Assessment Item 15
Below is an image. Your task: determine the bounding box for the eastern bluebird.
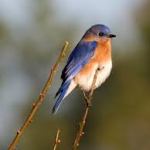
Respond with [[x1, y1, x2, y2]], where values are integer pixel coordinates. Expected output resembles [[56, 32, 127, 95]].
[[52, 24, 116, 113]]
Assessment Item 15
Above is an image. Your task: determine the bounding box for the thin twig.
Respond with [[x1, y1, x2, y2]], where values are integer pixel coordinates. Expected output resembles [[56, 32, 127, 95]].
[[73, 69, 99, 150], [53, 129, 61, 150], [8, 41, 69, 150]]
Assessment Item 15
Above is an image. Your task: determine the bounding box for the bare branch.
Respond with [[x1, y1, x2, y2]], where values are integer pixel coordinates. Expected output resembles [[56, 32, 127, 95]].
[[8, 41, 69, 150], [53, 129, 61, 150], [73, 69, 99, 150]]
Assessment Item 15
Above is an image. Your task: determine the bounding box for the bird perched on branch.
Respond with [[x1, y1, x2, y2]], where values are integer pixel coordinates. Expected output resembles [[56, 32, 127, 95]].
[[52, 24, 116, 113]]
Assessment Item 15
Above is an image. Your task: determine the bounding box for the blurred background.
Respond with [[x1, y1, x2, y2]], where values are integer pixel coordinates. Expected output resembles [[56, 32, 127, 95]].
[[0, 0, 150, 149]]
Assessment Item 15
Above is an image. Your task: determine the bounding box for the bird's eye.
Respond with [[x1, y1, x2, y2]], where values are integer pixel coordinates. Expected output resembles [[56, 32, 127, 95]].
[[98, 32, 105, 37]]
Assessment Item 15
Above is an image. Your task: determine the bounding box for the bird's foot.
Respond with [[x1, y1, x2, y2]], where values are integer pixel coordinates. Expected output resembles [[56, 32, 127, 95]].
[[83, 91, 92, 107]]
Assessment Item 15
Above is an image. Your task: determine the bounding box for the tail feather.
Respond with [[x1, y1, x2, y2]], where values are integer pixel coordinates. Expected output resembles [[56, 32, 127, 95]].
[[52, 80, 71, 113], [55, 80, 68, 98]]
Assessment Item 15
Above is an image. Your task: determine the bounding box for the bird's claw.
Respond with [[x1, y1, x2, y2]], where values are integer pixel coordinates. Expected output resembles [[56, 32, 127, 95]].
[[83, 91, 92, 107]]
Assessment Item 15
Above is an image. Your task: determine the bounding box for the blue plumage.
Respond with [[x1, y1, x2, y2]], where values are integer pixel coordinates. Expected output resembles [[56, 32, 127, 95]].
[[52, 80, 71, 113], [61, 41, 97, 80], [52, 41, 97, 113], [52, 24, 116, 113]]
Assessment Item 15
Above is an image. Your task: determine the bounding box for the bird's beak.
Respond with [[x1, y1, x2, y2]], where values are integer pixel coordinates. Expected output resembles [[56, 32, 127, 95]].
[[109, 34, 116, 38]]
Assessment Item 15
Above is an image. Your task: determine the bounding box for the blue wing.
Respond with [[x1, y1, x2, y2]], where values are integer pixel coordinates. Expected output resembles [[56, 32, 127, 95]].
[[61, 41, 97, 81], [52, 40, 97, 113]]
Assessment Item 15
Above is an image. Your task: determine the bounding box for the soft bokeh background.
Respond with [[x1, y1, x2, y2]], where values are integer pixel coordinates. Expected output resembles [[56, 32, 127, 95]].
[[0, 0, 150, 149]]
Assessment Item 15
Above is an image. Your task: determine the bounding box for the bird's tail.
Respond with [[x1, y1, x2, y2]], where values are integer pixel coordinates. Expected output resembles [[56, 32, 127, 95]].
[[52, 80, 76, 114]]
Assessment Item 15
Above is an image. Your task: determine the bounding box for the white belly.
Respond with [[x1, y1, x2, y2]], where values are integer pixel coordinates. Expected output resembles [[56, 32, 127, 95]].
[[75, 61, 112, 91]]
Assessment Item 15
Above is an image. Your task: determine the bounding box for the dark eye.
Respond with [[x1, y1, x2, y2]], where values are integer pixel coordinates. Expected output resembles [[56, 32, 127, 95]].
[[98, 32, 105, 37]]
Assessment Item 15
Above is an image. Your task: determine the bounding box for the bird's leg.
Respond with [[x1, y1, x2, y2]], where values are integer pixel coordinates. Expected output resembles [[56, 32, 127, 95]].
[[98, 66, 104, 71], [86, 67, 102, 106], [82, 91, 92, 107], [82, 67, 103, 107], [83, 91, 88, 100]]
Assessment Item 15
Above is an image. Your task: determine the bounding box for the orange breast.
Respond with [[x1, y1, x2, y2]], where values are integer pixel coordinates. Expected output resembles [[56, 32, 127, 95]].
[[77, 39, 112, 76], [93, 39, 112, 63]]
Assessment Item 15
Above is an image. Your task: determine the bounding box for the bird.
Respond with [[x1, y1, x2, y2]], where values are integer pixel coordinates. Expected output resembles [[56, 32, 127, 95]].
[[52, 24, 116, 113]]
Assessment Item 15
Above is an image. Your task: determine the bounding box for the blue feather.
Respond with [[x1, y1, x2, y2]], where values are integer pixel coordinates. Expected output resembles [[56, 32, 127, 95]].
[[52, 41, 97, 113], [52, 80, 71, 113], [61, 41, 97, 80]]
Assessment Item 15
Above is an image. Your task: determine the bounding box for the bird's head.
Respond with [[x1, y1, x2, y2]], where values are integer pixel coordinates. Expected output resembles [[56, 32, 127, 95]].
[[83, 24, 116, 42]]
